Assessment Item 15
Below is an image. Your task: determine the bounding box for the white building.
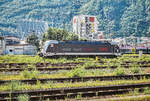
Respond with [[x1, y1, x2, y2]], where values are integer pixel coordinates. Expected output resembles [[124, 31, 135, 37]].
[[0, 37, 5, 55], [0, 36, 37, 55], [73, 15, 99, 40], [5, 44, 37, 55]]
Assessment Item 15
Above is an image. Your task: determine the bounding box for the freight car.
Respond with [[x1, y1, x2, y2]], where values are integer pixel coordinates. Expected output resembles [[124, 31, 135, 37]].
[[40, 40, 121, 57]]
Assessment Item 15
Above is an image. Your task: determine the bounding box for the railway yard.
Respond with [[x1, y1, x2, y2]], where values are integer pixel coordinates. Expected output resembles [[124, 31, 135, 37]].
[[0, 54, 150, 101]]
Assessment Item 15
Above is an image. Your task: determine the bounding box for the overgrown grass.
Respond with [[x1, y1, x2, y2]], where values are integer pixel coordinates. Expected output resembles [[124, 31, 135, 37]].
[[67, 66, 87, 77], [17, 94, 29, 101], [0, 78, 150, 92], [1, 54, 150, 64]]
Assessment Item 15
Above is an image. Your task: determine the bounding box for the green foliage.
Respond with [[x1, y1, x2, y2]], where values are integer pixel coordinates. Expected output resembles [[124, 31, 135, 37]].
[[130, 63, 141, 74], [26, 33, 39, 49], [114, 67, 126, 76], [1, 0, 150, 37], [17, 94, 29, 101], [75, 93, 82, 100], [9, 81, 22, 91], [21, 70, 31, 79], [83, 62, 97, 68], [133, 88, 140, 95], [66, 33, 79, 41], [121, 1, 148, 37], [143, 87, 150, 94], [21, 69, 39, 79], [42, 27, 79, 42], [68, 66, 87, 78]]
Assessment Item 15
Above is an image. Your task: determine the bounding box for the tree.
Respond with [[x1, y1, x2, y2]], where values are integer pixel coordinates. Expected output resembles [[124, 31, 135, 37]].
[[26, 34, 39, 50], [66, 33, 79, 41], [121, 1, 147, 37], [42, 27, 68, 42], [42, 27, 79, 42]]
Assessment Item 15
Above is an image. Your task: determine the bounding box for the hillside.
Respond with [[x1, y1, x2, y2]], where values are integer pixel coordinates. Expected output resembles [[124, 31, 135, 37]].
[[0, 0, 150, 38]]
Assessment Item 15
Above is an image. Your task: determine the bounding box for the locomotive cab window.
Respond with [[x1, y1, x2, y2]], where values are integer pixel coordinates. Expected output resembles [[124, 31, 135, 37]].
[[51, 44, 54, 47]]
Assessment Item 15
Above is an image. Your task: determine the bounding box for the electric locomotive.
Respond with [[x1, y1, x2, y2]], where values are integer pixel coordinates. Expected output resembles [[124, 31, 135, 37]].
[[40, 40, 121, 57]]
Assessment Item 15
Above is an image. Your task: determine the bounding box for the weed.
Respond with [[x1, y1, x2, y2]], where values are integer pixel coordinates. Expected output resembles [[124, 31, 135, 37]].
[[68, 66, 87, 77], [130, 66, 141, 74], [31, 69, 39, 79], [27, 64, 36, 69], [21, 69, 39, 79], [133, 88, 140, 95], [91, 69, 103, 76], [21, 70, 32, 79], [96, 92, 99, 96], [75, 93, 82, 100], [9, 81, 22, 91], [47, 81, 55, 88], [83, 62, 97, 68], [130, 63, 141, 74], [9, 92, 12, 101], [17, 94, 29, 101], [143, 87, 150, 94], [36, 80, 42, 89], [114, 67, 126, 76]]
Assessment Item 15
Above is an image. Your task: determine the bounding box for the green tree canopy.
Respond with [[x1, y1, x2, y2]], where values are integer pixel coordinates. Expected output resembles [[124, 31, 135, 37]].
[[1, 0, 150, 38], [121, 0, 147, 37], [26, 33, 39, 49], [42, 27, 79, 42]]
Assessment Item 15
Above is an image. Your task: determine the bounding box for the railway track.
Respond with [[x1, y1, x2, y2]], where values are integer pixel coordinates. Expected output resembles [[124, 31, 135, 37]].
[[0, 83, 150, 101], [0, 64, 150, 72], [0, 61, 150, 68], [0, 74, 150, 85], [0, 62, 84, 68]]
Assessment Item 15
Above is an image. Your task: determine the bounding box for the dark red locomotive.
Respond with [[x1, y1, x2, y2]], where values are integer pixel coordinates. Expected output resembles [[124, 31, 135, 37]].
[[40, 40, 121, 57]]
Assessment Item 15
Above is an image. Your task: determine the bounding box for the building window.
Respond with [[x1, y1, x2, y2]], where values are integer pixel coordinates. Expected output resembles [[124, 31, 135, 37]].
[[9, 49, 13, 52]]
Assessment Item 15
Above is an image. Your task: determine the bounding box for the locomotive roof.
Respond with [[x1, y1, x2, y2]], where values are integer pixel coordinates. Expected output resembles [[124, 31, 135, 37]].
[[59, 41, 111, 45]]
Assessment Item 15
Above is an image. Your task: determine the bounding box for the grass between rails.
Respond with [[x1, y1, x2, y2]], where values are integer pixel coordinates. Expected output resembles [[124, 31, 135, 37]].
[[62, 90, 150, 101], [0, 55, 150, 100], [109, 95, 150, 101], [0, 78, 150, 92], [1, 54, 150, 64], [0, 55, 81, 64], [1, 55, 150, 70], [0, 66, 146, 81], [109, 88, 150, 101]]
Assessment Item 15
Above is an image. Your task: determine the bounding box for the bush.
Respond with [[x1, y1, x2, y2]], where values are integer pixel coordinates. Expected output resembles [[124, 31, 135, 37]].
[[83, 62, 97, 68], [9, 81, 22, 91], [21, 70, 31, 79], [130, 66, 141, 74], [143, 87, 150, 94], [68, 66, 87, 78], [130, 63, 141, 74], [114, 67, 126, 76], [17, 94, 29, 101], [21, 69, 39, 79]]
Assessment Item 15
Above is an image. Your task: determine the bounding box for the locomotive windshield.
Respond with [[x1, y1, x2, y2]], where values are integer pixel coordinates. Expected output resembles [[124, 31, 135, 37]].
[[43, 40, 58, 52]]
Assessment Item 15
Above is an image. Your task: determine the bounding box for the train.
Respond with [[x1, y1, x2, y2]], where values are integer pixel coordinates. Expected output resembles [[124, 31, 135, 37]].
[[40, 40, 121, 57]]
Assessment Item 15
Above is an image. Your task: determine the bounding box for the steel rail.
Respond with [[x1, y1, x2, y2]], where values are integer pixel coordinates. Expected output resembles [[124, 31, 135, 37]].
[[0, 64, 150, 72], [0, 62, 83, 68], [0, 61, 150, 68], [0, 83, 150, 101], [0, 89, 130, 101], [0, 74, 150, 84]]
